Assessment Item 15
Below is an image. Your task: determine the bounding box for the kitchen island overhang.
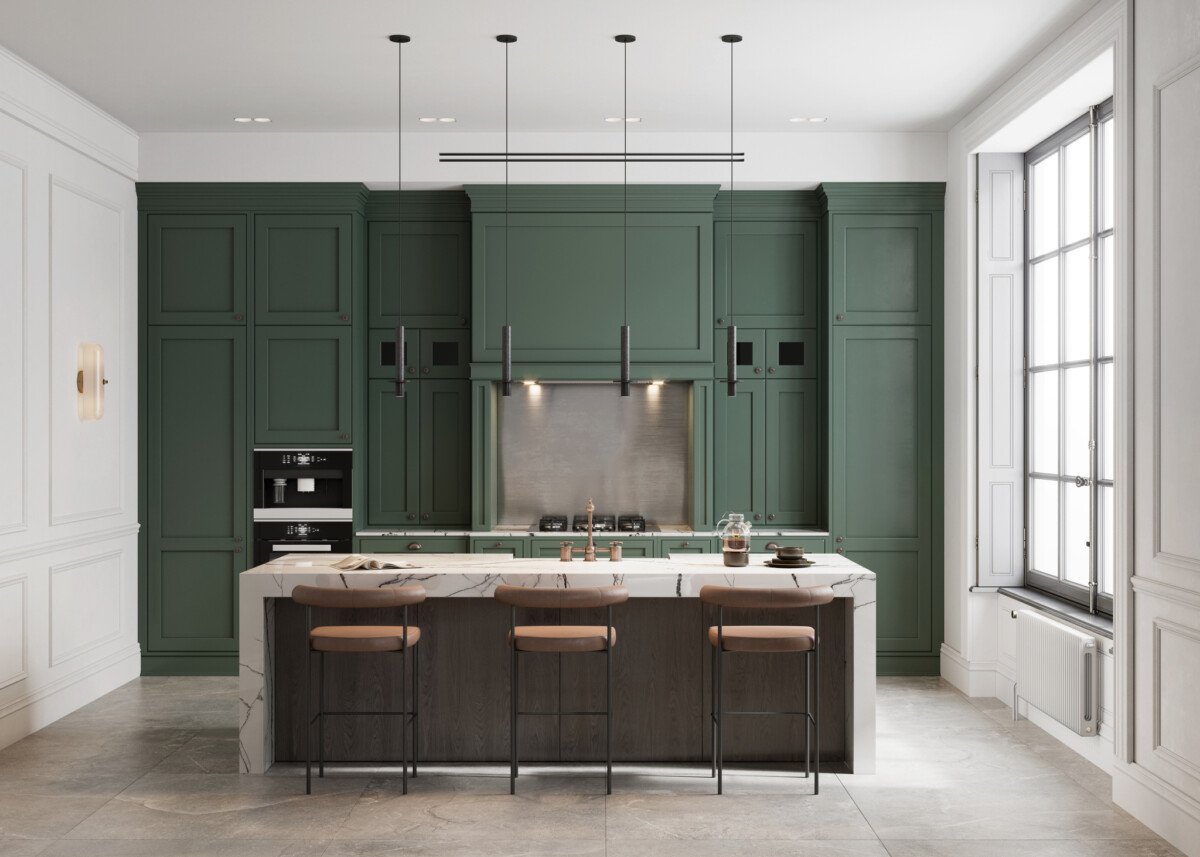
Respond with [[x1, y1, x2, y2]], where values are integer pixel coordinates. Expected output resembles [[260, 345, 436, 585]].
[[238, 553, 876, 775]]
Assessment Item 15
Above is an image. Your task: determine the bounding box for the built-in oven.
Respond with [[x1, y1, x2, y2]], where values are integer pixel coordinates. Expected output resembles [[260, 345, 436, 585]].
[[254, 521, 353, 567]]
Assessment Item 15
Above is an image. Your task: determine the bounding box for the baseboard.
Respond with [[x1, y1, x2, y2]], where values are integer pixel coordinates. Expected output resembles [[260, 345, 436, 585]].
[[878, 654, 941, 676], [141, 655, 238, 676], [940, 644, 1000, 696], [1114, 762, 1200, 857], [0, 643, 140, 752]]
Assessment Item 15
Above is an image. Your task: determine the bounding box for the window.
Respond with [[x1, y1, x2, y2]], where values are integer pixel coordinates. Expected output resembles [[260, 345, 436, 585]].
[[1025, 98, 1114, 614]]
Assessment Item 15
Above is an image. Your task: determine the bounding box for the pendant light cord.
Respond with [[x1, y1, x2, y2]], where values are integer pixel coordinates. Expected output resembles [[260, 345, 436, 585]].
[[729, 36, 734, 325], [397, 38, 403, 322], [505, 39, 510, 330], [623, 38, 628, 328]]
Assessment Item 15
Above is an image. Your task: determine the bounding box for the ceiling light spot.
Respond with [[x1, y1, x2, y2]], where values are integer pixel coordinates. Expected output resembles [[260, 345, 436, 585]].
[[606, 117, 641, 123], [438, 117, 456, 123], [789, 117, 807, 123], [419, 117, 438, 123], [252, 117, 272, 123], [234, 117, 252, 123], [809, 117, 827, 123]]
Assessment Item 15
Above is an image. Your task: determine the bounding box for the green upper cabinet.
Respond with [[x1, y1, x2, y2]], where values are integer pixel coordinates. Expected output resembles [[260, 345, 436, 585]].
[[147, 327, 247, 654], [472, 212, 712, 363], [366, 379, 419, 526], [829, 213, 933, 325], [765, 329, 817, 379], [255, 326, 352, 444], [419, 380, 471, 525], [714, 379, 766, 523], [712, 328, 766, 378], [368, 328, 419, 380], [714, 220, 818, 328], [830, 325, 934, 657], [368, 221, 471, 328], [764, 379, 820, 526], [255, 214, 352, 324], [148, 214, 248, 324]]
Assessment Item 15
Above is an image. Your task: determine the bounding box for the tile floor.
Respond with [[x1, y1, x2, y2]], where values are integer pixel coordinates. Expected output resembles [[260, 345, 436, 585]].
[[0, 676, 1185, 856]]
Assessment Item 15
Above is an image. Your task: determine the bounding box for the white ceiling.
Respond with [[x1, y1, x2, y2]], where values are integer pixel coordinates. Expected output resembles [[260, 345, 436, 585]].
[[0, 0, 1098, 135]]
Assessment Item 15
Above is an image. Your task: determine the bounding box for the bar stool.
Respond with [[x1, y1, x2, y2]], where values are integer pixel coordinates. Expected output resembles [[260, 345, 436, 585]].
[[291, 584, 425, 795], [701, 584, 835, 795], [493, 584, 628, 795]]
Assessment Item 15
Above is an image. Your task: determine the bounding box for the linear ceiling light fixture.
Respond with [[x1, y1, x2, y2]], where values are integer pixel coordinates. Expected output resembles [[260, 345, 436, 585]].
[[617, 34, 634, 397], [723, 34, 741, 399], [390, 34, 410, 398], [499, 34, 517, 397]]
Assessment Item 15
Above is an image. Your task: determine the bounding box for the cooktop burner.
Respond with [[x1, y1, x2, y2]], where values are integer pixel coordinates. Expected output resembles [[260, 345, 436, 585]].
[[618, 514, 646, 532], [573, 514, 616, 532], [538, 514, 568, 532]]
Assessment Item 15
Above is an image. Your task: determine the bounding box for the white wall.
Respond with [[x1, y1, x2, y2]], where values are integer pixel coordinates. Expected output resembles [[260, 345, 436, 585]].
[[0, 43, 139, 749], [138, 130, 947, 188]]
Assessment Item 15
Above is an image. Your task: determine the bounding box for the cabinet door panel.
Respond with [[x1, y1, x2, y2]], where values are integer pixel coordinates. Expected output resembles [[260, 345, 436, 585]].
[[831, 326, 932, 656], [419, 329, 470, 379], [420, 380, 471, 526], [369, 221, 471, 328], [832, 214, 932, 324], [712, 328, 766, 378], [369, 328, 418, 380], [148, 550, 240, 652], [366, 379, 420, 527], [713, 379, 766, 523], [358, 537, 469, 554], [148, 214, 247, 324], [659, 537, 714, 556], [714, 220, 817, 328], [765, 380, 819, 526], [255, 214, 352, 324], [765, 329, 817, 379], [471, 537, 528, 557], [255, 327, 352, 444], [751, 536, 827, 554]]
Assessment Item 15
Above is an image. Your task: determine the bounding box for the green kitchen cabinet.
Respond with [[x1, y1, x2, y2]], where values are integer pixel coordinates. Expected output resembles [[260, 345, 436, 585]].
[[147, 214, 248, 325], [368, 328, 419, 380], [471, 212, 712, 363], [712, 329, 766, 379], [364, 379, 471, 528], [255, 326, 352, 445], [659, 537, 714, 556], [829, 213, 934, 325], [368, 220, 471, 328], [765, 330, 817, 379], [145, 327, 247, 672], [368, 329, 470, 381], [471, 537, 529, 557], [255, 214, 353, 324], [365, 379, 420, 527], [358, 536, 469, 554], [830, 325, 936, 668], [750, 536, 827, 554], [714, 220, 818, 328], [714, 379, 819, 528]]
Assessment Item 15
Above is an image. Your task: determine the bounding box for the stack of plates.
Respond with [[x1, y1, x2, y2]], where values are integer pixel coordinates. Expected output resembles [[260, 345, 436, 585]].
[[764, 556, 815, 569]]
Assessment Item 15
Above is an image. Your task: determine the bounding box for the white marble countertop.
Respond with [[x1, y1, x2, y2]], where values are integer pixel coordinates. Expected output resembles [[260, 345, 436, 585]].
[[238, 553, 875, 776], [355, 530, 832, 539]]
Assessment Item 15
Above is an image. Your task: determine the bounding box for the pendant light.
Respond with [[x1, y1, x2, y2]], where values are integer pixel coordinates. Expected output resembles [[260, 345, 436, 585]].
[[389, 34, 410, 398], [498, 34, 517, 396], [723, 34, 741, 398], [617, 34, 635, 397]]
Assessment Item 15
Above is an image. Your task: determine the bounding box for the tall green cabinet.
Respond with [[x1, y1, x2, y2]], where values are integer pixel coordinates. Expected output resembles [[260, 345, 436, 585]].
[[821, 183, 945, 675]]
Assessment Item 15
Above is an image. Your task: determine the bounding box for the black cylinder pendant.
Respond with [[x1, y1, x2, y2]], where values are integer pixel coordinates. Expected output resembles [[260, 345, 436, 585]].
[[394, 324, 406, 398], [726, 324, 738, 397], [620, 325, 631, 396], [501, 325, 513, 396]]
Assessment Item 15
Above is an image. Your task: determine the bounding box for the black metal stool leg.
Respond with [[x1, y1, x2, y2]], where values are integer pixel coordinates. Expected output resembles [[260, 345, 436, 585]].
[[805, 649, 811, 779], [606, 606, 613, 795], [510, 605, 517, 795], [710, 642, 717, 778], [412, 621, 419, 778], [305, 628, 312, 794], [815, 606, 821, 795], [716, 608, 724, 796], [318, 651, 325, 778], [401, 638, 408, 794]]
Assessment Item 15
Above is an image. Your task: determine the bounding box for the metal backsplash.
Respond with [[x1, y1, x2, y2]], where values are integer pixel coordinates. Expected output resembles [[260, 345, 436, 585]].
[[497, 383, 691, 527]]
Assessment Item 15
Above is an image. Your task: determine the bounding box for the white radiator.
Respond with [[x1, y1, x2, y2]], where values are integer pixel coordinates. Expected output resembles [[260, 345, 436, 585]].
[[1014, 610, 1099, 736]]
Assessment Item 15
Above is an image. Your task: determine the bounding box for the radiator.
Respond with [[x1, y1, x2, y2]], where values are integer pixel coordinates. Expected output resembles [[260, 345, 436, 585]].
[[1014, 610, 1099, 736]]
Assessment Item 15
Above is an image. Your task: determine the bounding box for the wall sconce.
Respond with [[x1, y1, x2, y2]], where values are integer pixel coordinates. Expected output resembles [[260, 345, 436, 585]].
[[77, 343, 107, 421]]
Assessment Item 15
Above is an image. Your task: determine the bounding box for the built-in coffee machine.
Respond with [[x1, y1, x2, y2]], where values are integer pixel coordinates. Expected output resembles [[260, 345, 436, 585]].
[[253, 450, 353, 566]]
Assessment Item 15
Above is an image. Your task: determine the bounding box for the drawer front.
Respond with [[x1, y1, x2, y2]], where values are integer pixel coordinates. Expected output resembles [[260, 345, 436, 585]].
[[751, 536, 828, 554], [471, 537, 528, 557], [357, 536, 469, 554], [658, 537, 714, 556]]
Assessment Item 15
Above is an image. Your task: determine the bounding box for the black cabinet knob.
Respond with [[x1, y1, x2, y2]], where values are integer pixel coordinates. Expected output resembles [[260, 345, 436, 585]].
[[768, 367, 776, 374], [341, 315, 349, 321], [235, 547, 242, 553], [754, 367, 763, 374], [717, 318, 725, 325], [422, 513, 431, 520], [754, 513, 762, 520], [407, 513, 416, 520], [422, 367, 430, 374], [234, 536, 242, 543]]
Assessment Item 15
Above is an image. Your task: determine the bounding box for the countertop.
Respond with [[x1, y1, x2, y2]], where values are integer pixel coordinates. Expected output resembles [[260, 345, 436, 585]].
[[354, 529, 832, 539]]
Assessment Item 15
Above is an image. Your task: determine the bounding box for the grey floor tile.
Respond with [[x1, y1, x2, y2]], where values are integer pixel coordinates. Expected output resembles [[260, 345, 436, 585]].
[[322, 840, 604, 857], [881, 840, 1187, 857], [607, 842, 890, 857], [39, 841, 329, 857], [0, 842, 53, 857], [0, 795, 108, 839], [151, 730, 242, 775]]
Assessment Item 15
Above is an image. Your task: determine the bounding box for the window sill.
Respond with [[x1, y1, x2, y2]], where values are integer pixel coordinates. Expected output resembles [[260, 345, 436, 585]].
[[998, 586, 1114, 639]]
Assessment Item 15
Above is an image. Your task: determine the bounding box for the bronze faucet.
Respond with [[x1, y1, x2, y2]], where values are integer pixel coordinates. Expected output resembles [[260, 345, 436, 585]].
[[559, 497, 622, 562]]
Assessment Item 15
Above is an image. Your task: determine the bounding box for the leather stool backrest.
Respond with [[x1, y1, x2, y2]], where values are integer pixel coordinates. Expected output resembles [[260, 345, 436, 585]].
[[699, 584, 835, 609], [493, 585, 628, 609], [291, 584, 426, 608]]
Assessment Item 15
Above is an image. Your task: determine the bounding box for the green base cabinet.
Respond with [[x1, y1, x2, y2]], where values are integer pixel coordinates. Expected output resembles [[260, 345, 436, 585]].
[[358, 537, 469, 554], [471, 537, 529, 557], [145, 328, 248, 669], [659, 537, 714, 556], [750, 536, 827, 554], [255, 326, 353, 444]]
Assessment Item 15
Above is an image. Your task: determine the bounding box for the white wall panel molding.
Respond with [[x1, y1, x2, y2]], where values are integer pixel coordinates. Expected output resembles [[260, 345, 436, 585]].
[[47, 175, 124, 527], [0, 45, 137, 180], [0, 523, 139, 567], [1152, 617, 1200, 782], [1152, 51, 1200, 574], [48, 550, 122, 668], [0, 575, 28, 690], [0, 151, 28, 537], [1114, 761, 1200, 857]]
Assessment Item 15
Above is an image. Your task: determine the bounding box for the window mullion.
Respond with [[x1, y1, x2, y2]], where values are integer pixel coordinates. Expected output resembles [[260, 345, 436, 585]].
[[1058, 139, 1068, 590], [1088, 104, 1102, 613]]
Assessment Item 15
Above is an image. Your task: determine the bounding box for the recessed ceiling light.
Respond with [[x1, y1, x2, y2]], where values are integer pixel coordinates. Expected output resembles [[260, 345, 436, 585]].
[[253, 117, 272, 123], [789, 117, 807, 123], [605, 117, 642, 123], [437, 117, 456, 123], [234, 117, 252, 123], [419, 117, 438, 123], [809, 117, 827, 123]]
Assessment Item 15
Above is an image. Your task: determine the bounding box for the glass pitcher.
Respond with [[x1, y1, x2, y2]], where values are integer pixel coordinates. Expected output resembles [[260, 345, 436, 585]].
[[717, 512, 752, 567]]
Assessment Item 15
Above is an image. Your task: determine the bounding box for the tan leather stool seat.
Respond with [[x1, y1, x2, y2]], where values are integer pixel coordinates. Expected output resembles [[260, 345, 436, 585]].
[[510, 625, 616, 653], [707, 625, 815, 653], [310, 625, 421, 653]]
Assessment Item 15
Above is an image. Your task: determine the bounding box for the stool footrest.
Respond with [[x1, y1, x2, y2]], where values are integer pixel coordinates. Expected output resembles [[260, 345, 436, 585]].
[[518, 710, 609, 716]]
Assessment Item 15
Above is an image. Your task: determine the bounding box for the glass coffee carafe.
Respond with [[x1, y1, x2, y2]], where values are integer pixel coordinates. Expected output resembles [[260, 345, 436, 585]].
[[717, 513, 752, 567]]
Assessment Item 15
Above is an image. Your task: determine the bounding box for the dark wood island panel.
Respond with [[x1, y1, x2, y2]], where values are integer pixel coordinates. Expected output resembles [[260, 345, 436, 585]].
[[273, 596, 846, 764]]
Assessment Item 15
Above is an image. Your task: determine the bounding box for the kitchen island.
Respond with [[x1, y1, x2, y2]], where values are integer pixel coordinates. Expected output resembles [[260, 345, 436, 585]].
[[239, 553, 876, 775]]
